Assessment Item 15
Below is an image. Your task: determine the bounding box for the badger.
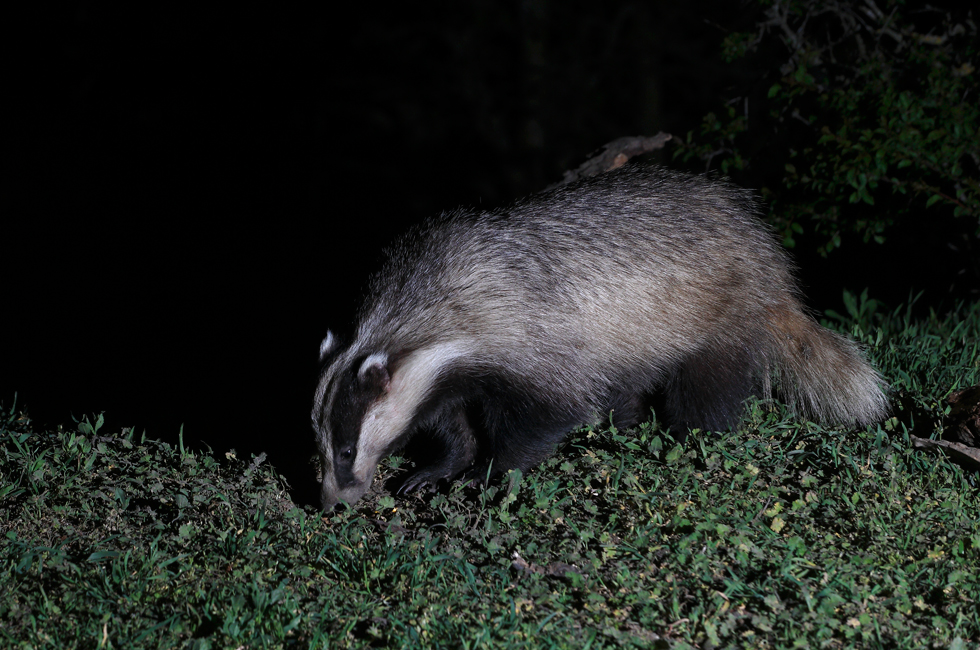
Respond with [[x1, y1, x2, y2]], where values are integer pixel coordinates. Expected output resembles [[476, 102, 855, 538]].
[[313, 164, 889, 510]]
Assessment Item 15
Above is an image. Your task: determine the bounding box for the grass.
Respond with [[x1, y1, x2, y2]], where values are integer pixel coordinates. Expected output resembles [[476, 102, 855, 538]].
[[2, 294, 979, 648]]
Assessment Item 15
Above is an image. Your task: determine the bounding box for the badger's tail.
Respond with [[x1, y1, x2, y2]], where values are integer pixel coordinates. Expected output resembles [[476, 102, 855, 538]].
[[768, 304, 890, 426]]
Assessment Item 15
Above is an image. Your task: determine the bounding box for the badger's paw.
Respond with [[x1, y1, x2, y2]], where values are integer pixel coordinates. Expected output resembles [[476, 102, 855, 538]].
[[459, 461, 494, 486], [397, 468, 452, 496]]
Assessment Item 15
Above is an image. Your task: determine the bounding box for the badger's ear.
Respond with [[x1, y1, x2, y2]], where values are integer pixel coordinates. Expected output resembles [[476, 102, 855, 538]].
[[357, 352, 390, 392], [319, 331, 339, 362]]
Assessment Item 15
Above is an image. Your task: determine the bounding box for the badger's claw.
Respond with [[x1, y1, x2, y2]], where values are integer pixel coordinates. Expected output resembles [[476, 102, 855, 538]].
[[460, 462, 494, 485], [397, 470, 445, 495]]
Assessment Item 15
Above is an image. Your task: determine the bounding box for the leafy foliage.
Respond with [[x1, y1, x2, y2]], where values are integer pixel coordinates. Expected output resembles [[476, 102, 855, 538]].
[[674, 0, 979, 256], [2, 298, 979, 648]]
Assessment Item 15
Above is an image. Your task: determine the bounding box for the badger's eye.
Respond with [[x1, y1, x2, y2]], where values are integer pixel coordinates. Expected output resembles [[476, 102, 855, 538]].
[[339, 447, 353, 460]]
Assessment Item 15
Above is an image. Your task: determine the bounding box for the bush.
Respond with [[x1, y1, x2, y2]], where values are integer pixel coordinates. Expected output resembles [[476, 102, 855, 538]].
[[674, 0, 979, 256]]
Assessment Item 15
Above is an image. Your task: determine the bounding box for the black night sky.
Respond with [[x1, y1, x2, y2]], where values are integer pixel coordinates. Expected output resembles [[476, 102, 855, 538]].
[[4, 2, 975, 505]]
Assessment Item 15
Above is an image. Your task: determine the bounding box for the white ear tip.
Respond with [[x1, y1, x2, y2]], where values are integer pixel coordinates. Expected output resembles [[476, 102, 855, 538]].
[[319, 331, 338, 361], [358, 352, 388, 379]]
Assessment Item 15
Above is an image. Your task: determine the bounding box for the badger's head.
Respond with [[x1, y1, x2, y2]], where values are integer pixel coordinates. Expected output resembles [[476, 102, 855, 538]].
[[313, 331, 474, 511], [312, 332, 399, 510]]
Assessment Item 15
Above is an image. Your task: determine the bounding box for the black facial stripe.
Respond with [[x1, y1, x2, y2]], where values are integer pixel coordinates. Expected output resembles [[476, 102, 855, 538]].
[[328, 363, 380, 486], [330, 370, 375, 449]]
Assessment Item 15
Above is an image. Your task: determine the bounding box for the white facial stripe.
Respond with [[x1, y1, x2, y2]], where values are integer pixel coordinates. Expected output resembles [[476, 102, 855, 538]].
[[312, 378, 329, 429], [353, 341, 475, 480], [320, 453, 338, 498], [316, 349, 356, 509]]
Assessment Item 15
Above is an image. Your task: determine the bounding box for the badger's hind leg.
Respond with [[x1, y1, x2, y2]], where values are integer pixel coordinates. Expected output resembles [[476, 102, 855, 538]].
[[398, 406, 478, 495], [664, 340, 762, 432]]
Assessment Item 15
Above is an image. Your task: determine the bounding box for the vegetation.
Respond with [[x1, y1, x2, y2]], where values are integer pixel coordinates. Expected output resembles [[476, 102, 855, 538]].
[[674, 0, 980, 256], [2, 296, 978, 648]]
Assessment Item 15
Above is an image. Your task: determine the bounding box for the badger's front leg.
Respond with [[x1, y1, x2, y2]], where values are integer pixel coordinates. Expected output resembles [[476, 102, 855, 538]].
[[399, 406, 478, 494]]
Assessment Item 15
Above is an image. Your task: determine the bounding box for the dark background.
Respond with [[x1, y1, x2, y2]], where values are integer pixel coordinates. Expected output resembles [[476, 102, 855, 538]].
[[3, 2, 972, 505]]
